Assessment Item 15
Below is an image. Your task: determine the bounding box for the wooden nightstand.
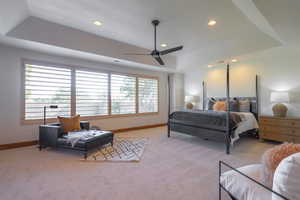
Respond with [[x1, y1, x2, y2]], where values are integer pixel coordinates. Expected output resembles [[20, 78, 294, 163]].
[[259, 116, 300, 143]]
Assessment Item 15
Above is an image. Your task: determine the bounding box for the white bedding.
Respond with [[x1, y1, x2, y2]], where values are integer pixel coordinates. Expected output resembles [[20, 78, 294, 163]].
[[231, 112, 259, 144], [220, 164, 272, 200]]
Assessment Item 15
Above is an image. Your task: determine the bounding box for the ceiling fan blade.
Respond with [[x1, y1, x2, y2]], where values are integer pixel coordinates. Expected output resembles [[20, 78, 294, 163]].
[[160, 46, 183, 55], [154, 56, 165, 65], [124, 53, 151, 55]]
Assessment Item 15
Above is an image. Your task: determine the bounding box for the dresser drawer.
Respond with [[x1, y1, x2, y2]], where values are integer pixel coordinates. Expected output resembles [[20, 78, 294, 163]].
[[260, 118, 300, 128], [261, 131, 294, 142], [261, 126, 300, 136], [293, 136, 300, 144]]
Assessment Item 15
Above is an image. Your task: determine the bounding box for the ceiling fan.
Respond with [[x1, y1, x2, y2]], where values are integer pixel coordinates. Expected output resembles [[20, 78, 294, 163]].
[[124, 20, 183, 66]]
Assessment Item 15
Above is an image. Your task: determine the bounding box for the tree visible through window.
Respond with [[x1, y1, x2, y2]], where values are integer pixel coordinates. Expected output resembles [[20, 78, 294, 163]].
[[76, 70, 109, 116], [138, 78, 158, 113], [24, 64, 71, 120], [111, 74, 136, 114], [24, 62, 159, 121]]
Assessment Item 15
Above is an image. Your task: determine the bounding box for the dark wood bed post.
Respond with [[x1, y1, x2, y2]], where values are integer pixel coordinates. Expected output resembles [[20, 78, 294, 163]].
[[202, 81, 205, 110], [226, 63, 231, 154], [255, 75, 260, 138], [256, 75, 259, 118], [167, 74, 171, 138]]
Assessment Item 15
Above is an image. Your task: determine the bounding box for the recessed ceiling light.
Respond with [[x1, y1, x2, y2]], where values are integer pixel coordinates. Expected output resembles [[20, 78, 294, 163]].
[[161, 43, 167, 47], [208, 20, 217, 26], [93, 21, 103, 26], [231, 59, 238, 63]]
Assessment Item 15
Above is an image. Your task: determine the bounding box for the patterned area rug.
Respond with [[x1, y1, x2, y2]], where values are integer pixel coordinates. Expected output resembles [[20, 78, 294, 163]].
[[85, 137, 148, 162]]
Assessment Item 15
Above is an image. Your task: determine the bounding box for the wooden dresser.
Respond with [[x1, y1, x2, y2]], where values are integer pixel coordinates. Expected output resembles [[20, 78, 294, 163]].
[[260, 116, 300, 143]]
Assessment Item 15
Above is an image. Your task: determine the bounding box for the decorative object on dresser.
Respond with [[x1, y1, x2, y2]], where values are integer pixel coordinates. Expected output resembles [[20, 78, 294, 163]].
[[260, 116, 300, 143], [184, 95, 199, 109], [270, 92, 289, 117]]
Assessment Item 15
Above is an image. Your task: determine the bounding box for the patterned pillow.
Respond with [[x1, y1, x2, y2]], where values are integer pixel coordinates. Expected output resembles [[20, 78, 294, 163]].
[[207, 98, 216, 110], [239, 100, 250, 112]]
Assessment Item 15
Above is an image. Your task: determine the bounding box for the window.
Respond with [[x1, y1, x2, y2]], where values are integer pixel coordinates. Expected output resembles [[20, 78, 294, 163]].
[[138, 78, 158, 113], [76, 70, 109, 117], [111, 74, 136, 114], [23, 61, 159, 122], [24, 64, 71, 120]]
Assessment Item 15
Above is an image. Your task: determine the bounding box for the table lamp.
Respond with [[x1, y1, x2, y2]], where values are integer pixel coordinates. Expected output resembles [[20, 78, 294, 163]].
[[270, 92, 289, 117], [44, 105, 58, 125], [185, 96, 199, 109]]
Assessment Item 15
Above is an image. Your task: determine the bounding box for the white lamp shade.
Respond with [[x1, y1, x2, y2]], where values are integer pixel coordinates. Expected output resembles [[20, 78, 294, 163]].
[[185, 95, 199, 103], [270, 92, 289, 103]]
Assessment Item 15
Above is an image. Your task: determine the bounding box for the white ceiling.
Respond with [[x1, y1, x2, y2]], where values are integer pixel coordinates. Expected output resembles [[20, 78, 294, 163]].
[[1, 0, 299, 71]]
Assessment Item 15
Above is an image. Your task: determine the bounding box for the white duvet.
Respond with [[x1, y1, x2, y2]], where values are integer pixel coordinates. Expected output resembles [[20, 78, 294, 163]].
[[231, 112, 259, 144]]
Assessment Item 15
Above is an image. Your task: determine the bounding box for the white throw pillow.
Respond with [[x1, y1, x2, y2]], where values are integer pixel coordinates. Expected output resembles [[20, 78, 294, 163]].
[[220, 164, 271, 200], [272, 152, 300, 200]]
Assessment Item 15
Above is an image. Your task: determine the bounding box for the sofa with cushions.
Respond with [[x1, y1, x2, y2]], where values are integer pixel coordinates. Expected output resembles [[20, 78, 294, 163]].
[[220, 151, 300, 200]]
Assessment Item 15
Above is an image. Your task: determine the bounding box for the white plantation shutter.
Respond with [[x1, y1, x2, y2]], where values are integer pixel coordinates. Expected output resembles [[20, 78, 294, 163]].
[[76, 70, 109, 116], [24, 64, 71, 120], [111, 74, 136, 114], [138, 78, 158, 113], [24, 62, 160, 121]]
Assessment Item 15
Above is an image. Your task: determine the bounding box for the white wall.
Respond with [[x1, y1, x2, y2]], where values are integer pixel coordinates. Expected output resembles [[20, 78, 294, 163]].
[[184, 45, 300, 117], [0, 44, 171, 145], [169, 73, 185, 112]]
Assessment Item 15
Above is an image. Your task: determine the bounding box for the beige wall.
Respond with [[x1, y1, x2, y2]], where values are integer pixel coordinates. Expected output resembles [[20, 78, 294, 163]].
[[184, 45, 300, 117], [0, 44, 170, 145]]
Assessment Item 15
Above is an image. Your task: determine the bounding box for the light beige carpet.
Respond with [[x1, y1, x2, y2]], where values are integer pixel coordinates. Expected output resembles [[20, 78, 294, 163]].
[[0, 127, 276, 200]]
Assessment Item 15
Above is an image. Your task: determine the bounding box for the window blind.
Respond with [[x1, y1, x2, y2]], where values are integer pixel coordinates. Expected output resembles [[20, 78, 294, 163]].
[[76, 70, 109, 116], [138, 78, 158, 113], [24, 64, 71, 120], [111, 74, 136, 114]]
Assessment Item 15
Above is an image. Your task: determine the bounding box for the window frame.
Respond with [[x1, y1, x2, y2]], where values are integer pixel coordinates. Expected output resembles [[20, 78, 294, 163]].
[[21, 59, 159, 124]]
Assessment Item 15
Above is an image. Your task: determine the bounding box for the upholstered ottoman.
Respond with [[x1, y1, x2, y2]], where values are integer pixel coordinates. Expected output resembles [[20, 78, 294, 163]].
[[39, 122, 114, 159], [57, 130, 114, 159]]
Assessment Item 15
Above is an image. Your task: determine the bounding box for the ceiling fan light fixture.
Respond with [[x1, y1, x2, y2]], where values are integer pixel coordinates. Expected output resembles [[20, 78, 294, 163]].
[[231, 59, 238, 63], [208, 20, 217, 26], [93, 20, 103, 26]]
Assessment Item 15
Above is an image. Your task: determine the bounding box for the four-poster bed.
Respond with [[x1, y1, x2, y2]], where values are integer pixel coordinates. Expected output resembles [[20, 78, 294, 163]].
[[167, 64, 259, 154]]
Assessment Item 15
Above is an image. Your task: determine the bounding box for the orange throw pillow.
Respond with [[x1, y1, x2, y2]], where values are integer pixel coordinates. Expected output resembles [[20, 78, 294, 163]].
[[58, 115, 81, 133], [261, 143, 300, 187], [213, 101, 227, 111]]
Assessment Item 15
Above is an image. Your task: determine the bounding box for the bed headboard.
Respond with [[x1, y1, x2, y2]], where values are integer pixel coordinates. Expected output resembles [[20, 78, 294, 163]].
[[207, 97, 258, 119], [203, 75, 259, 119]]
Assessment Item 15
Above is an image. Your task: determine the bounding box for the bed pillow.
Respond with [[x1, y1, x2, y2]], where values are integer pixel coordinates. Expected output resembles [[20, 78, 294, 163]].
[[58, 115, 81, 133], [272, 152, 300, 200], [261, 143, 300, 187], [239, 100, 250, 112], [229, 99, 239, 112], [207, 98, 216, 110], [213, 101, 226, 111], [220, 164, 271, 200]]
